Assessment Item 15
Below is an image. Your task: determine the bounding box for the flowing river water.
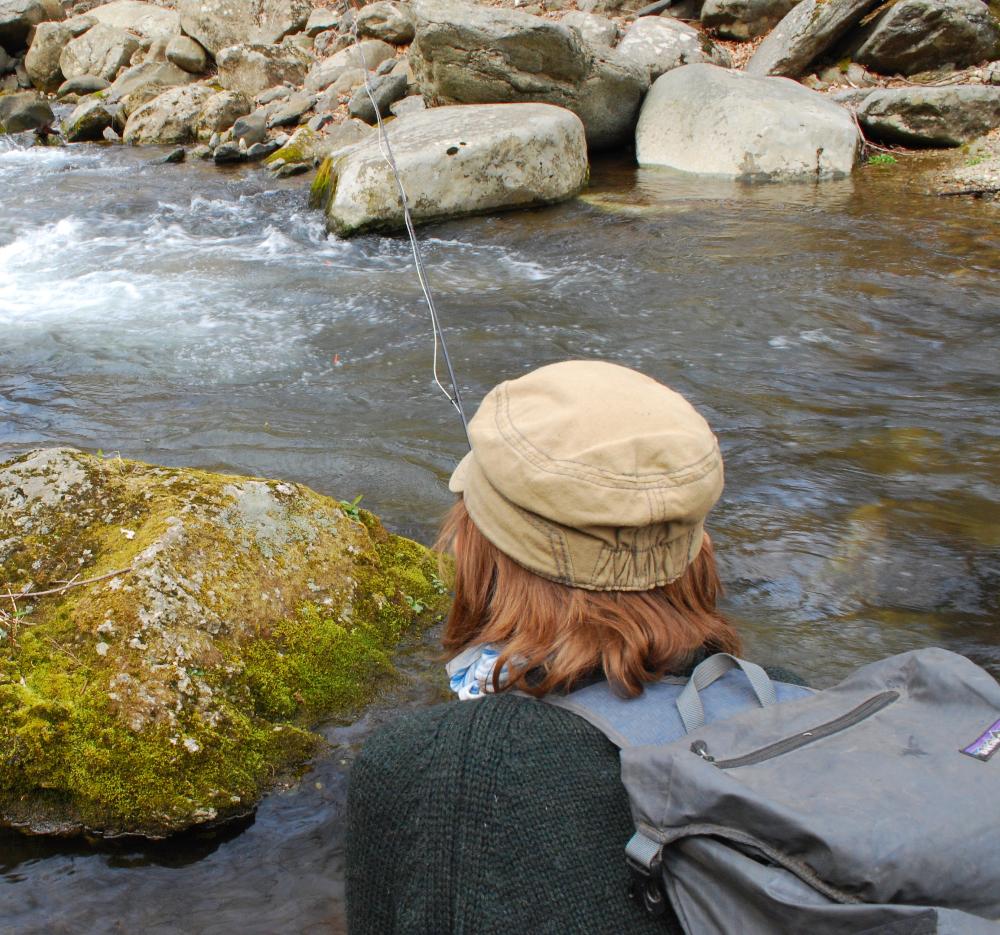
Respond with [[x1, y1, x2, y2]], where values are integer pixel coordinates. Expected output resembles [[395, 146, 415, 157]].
[[1, 132, 998, 932]]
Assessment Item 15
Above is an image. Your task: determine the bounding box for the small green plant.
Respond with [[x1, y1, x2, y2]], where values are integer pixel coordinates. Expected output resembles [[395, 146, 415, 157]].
[[403, 594, 427, 614], [430, 573, 448, 596], [966, 154, 986, 167], [339, 494, 364, 521], [866, 153, 898, 167]]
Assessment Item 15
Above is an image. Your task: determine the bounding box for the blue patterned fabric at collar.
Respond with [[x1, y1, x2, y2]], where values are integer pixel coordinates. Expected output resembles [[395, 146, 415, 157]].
[[446, 644, 509, 700]]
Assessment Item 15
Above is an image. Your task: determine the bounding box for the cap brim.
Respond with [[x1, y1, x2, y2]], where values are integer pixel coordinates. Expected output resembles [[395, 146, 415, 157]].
[[448, 451, 473, 494]]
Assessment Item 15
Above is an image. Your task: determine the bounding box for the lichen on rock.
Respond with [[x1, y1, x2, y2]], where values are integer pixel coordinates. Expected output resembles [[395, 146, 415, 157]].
[[0, 448, 446, 838]]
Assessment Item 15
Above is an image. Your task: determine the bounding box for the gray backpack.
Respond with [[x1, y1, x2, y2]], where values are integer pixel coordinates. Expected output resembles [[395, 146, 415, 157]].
[[545, 648, 1000, 934]]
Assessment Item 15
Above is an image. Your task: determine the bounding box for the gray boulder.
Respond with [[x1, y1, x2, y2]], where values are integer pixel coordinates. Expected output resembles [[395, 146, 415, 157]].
[[258, 0, 313, 43], [348, 72, 407, 123], [559, 11, 618, 48], [0, 46, 14, 72], [0, 0, 63, 54], [195, 88, 251, 137], [390, 93, 425, 117], [356, 1, 415, 45], [852, 0, 1000, 77], [0, 88, 52, 129], [615, 16, 730, 81], [410, 0, 648, 149], [636, 63, 859, 179], [60, 22, 141, 81], [304, 39, 396, 92], [62, 96, 119, 140], [701, 0, 801, 40], [88, 1, 181, 40], [166, 35, 208, 74], [177, 0, 256, 56], [106, 61, 196, 112], [24, 18, 70, 91], [232, 107, 268, 145], [306, 8, 338, 36], [856, 85, 1000, 147], [177, 0, 311, 57], [267, 89, 315, 126], [746, 0, 882, 77], [57, 73, 109, 97], [216, 42, 310, 98], [321, 102, 588, 236], [122, 82, 215, 143]]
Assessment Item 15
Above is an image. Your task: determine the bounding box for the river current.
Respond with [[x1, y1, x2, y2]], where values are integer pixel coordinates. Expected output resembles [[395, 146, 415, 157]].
[[1, 132, 998, 933]]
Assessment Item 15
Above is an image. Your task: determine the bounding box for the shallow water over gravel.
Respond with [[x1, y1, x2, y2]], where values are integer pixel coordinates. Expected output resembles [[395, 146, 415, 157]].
[[1, 134, 998, 933]]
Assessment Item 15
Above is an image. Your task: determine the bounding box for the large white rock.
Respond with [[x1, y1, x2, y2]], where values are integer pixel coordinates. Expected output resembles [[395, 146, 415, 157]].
[[322, 103, 589, 236], [59, 22, 141, 81], [87, 1, 181, 39], [636, 63, 859, 180], [615, 16, 730, 81], [216, 41, 310, 97], [122, 82, 215, 144]]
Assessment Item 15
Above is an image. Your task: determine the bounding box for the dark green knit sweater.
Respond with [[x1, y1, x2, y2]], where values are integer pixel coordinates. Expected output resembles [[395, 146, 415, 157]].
[[346, 666, 805, 935]]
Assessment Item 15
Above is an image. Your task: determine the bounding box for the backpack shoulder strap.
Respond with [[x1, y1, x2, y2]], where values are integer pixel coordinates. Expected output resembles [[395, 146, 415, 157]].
[[540, 654, 782, 748]]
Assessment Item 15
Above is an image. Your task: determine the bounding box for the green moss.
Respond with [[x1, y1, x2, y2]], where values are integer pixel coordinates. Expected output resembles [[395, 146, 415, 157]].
[[309, 156, 334, 210], [0, 449, 447, 837]]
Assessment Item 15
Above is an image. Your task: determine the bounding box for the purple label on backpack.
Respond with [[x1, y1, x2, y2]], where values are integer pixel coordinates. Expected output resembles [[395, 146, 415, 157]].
[[961, 717, 1000, 762]]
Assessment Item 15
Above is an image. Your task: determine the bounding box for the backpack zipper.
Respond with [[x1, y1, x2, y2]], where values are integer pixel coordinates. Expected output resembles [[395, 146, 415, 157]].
[[690, 690, 900, 769]]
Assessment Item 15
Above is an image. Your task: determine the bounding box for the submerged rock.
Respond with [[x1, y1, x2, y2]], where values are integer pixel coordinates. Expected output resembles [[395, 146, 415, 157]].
[[636, 63, 859, 179], [320, 102, 588, 236], [0, 448, 445, 838]]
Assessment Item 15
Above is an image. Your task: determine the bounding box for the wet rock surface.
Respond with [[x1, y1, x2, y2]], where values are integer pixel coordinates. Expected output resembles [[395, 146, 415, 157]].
[[320, 101, 589, 235], [0, 448, 444, 838]]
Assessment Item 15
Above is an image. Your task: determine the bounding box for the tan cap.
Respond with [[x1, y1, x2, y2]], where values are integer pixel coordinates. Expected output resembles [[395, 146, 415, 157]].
[[449, 360, 724, 591]]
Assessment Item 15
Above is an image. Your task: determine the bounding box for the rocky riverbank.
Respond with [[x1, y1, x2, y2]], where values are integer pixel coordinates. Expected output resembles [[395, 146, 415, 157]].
[[1, 0, 999, 233], [0, 448, 446, 837]]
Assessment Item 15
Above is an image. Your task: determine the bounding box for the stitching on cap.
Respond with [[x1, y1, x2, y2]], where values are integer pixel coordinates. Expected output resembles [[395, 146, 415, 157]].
[[494, 384, 721, 491]]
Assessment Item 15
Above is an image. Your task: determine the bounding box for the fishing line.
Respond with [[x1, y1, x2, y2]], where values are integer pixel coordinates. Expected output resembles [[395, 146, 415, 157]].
[[342, 2, 471, 447]]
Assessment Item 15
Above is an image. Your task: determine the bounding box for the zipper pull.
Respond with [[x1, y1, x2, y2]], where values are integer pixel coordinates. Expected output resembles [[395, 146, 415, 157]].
[[690, 740, 715, 762]]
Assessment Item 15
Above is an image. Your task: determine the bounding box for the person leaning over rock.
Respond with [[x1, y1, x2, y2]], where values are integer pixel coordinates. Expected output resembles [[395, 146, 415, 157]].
[[345, 360, 804, 934]]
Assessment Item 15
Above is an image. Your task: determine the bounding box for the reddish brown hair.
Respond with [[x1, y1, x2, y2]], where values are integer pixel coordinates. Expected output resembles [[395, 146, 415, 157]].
[[437, 499, 741, 698]]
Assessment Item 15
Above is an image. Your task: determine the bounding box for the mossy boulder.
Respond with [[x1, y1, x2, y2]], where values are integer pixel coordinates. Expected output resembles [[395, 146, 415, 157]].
[[0, 448, 445, 838]]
